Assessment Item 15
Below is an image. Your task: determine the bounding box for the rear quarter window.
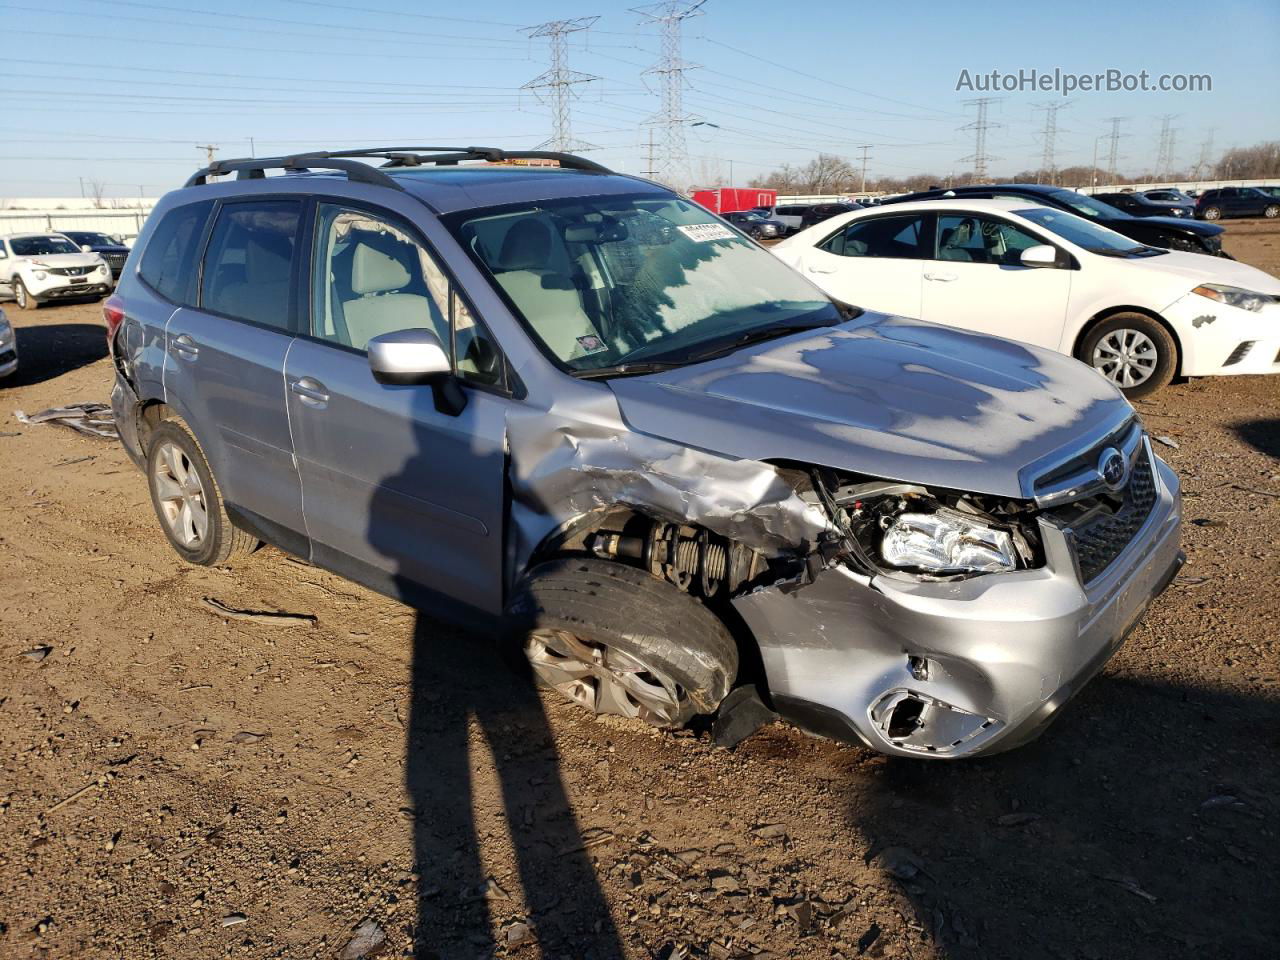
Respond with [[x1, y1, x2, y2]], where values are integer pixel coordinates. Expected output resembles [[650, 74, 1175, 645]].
[[139, 200, 215, 305]]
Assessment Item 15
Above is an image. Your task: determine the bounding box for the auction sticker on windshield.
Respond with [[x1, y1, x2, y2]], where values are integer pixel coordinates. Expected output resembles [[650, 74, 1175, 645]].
[[677, 223, 738, 243]]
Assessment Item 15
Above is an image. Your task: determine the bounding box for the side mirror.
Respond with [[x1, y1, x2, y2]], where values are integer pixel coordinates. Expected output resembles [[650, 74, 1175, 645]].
[[1020, 244, 1059, 268], [367, 328, 466, 415], [81, 244, 94, 253]]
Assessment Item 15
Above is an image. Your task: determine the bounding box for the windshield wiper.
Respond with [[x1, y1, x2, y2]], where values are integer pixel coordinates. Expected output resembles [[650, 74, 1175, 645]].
[[678, 317, 843, 365], [574, 360, 685, 380]]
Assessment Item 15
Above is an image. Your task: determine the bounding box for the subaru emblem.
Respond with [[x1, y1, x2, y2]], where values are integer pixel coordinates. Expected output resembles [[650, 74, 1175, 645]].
[[1098, 447, 1127, 489]]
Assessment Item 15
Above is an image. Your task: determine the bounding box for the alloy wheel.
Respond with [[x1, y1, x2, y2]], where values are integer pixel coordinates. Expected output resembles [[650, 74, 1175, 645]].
[[1091, 328, 1158, 389], [14, 281, 27, 309], [525, 628, 686, 726], [151, 440, 209, 548]]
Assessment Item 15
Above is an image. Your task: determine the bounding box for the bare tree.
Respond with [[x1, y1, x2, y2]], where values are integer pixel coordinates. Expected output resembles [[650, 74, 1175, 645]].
[[87, 179, 108, 208]]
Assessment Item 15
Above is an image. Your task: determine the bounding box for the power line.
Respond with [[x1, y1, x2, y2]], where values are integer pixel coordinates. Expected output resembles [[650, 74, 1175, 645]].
[[960, 98, 1002, 180], [855, 145, 872, 192], [522, 17, 601, 152], [1033, 101, 1070, 184], [633, 0, 707, 187]]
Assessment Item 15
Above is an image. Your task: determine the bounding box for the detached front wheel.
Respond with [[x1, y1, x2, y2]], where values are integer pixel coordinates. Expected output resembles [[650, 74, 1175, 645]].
[[507, 558, 738, 729]]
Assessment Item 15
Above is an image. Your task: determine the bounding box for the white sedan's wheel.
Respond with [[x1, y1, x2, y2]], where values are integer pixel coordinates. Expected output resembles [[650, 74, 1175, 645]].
[[1091, 328, 1159, 389], [1077, 312, 1177, 399]]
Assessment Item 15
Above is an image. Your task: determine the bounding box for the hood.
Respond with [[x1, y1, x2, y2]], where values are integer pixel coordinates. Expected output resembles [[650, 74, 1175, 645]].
[[21, 252, 103, 268], [1130, 214, 1222, 236], [608, 313, 1134, 500], [1128, 250, 1280, 295]]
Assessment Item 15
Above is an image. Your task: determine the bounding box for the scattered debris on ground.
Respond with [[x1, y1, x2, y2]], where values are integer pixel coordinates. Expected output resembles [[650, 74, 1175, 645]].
[[13, 402, 117, 439]]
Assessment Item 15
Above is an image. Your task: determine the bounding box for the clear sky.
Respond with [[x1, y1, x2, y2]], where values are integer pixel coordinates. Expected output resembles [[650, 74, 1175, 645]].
[[2, 0, 1277, 196]]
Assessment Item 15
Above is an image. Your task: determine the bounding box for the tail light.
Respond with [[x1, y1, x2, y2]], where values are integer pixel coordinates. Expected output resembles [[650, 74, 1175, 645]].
[[103, 295, 126, 346]]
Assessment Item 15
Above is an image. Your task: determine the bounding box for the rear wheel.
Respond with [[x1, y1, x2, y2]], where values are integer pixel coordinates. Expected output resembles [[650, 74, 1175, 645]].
[[145, 420, 258, 566], [1264, 205, 1279, 219], [1078, 313, 1177, 399], [13, 278, 37, 311], [1201, 206, 1222, 221], [507, 558, 738, 729]]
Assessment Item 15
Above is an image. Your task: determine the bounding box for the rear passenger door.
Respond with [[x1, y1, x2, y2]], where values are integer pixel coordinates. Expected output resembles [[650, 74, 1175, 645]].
[[284, 201, 508, 616], [792, 213, 927, 318], [163, 197, 308, 554]]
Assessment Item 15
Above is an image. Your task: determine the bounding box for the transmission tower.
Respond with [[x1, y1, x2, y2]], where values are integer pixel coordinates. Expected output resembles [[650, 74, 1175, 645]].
[[1191, 128, 1216, 180], [855, 145, 872, 193], [633, 0, 706, 188], [1033, 101, 1070, 184], [1154, 114, 1178, 179], [521, 17, 600, 152], [960, 98, 1002, 181], [1101, 117, 1127, 184]]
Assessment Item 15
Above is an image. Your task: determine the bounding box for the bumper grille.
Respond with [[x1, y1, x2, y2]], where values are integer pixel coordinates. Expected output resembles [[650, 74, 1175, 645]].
[[51, 265, 95, 277], [1223, 341, 1254, 366], [1069, 445, 1158, 583]]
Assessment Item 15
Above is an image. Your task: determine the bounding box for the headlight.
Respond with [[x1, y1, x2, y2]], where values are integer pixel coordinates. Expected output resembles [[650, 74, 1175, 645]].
[[881, 511, 1018, 573], [1192, 283, 1275, 312]]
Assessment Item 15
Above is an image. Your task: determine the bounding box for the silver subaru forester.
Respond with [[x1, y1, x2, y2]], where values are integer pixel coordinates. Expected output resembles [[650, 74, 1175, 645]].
[[107, 147, 1182, 759]]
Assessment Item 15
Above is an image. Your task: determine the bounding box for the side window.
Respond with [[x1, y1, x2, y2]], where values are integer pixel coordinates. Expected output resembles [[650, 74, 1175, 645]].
[[312, 204, 450, 352], [820, 215, 924, 259], [936, 215, 1044, 265], [200, 200, 300, 330], [139, 199, 214, 304], [312, 203, 506, 390]]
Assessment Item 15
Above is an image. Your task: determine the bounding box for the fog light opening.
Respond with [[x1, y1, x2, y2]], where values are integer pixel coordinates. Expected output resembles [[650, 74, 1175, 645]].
[[887, 696, 925, 740], [870, 689, 1001, 755]]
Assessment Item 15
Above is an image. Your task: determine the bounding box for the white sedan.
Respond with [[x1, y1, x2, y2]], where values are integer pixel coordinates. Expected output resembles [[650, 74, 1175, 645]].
[[772, 198, 1280, 397]]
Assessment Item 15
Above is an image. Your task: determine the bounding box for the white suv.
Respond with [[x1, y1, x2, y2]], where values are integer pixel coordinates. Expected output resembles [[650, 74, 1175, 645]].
[[0, 233, 113, 310]]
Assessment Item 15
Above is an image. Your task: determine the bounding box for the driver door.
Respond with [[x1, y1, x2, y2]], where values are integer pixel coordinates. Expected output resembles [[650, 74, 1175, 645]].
[[918, 213, 1072, 349]]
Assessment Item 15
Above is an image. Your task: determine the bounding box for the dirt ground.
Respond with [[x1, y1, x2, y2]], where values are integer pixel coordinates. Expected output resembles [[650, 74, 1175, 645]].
[[1, 221, 1277, 960]]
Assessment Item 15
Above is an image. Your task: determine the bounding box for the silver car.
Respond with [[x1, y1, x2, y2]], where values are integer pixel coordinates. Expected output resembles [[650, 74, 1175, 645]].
[[108, 147, 1183, 759], [0, 307, 17, 378]]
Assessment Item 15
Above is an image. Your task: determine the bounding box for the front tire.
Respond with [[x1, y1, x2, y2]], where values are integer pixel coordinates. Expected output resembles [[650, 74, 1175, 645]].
[[1264, 205, 1279, 219], [145, 420, 258, 566], [1078, 313, 1177, 399], [507, 558, 738, 729], [13, 278, 37, 311]]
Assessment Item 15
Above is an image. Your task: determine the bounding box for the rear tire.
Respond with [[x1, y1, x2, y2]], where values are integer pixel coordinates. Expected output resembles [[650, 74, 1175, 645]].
[[1077, 312, 1177, 400], [145, 420, 259, 566], [506, 558, 738, 728], [1264, 205, 1279, 219], [14, 278, 37, 311], [1201, 206, 1222, 221]]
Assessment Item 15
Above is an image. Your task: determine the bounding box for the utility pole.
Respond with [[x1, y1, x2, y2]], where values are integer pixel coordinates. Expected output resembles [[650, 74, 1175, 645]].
[[196, 143, 218, 167], [78, 176, 85, 198], [1102, 117, 1126, 185], [633, 0, 706, 189], [521, 17, 600, 152], [855, 145, 872, 193], [249, 136, 256, 158], [1033, 101, 1069, 184], [643, 127, 656, 180], [1154, 114, 1178, 180], [960, 98, 1002, 182]]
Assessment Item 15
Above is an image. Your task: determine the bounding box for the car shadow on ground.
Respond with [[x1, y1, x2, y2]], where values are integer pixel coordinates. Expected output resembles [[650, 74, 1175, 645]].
[[841, 674, 1279, 959], [2, 320, 108, 388], [1230, 418, 1280, 460]]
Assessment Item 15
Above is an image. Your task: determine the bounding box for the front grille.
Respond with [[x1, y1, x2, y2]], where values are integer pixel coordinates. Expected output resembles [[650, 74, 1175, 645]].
[[1223, 341, 1254, 366], [51, 265, 95, 277], [1067, 445, 1158, 583], [104, 253, 128, 269]]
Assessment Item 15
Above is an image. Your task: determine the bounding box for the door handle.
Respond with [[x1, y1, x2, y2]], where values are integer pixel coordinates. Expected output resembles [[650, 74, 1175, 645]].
[[172, 333, 199, 360], [924, 272, 958, 282], [807, 264, 836, 274], [290, 377, 330, 408]]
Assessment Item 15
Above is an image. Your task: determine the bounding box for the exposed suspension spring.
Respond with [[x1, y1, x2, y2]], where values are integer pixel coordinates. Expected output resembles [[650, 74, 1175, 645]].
[[590, 520, 758, 598]]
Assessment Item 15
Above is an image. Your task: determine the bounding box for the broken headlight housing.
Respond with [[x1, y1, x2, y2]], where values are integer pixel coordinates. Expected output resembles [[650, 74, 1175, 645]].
[[881, 510, 1017, 574]]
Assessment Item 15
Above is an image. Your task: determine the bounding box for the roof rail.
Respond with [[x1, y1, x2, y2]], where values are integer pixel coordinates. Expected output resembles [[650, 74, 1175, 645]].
[[185, 155, 404, 189], [184, 146, 611, 189]]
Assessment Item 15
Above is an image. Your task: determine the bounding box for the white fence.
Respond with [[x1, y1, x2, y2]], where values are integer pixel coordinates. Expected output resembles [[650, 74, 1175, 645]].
[[0, 209, 154, 244]]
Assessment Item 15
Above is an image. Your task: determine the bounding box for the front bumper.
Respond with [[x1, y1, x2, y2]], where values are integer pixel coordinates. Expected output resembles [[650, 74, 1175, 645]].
[[0, 347, 16, 378], [1164, 294, 1280, 377], [26, 272, 111, 301], [733, 454, 1182, 759]]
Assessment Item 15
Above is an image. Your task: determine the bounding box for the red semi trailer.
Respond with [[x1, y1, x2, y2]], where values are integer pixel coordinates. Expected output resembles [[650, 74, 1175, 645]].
[[691, 187, 777, 214]]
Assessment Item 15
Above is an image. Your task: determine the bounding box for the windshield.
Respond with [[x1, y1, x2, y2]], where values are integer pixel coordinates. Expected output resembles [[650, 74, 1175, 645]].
[[1049, 189, 1130, 221], [450, 192, 839, 374], [64, 232, 115, 246], [1014, 207, 1164, 257], [11, 235, 80, 256]]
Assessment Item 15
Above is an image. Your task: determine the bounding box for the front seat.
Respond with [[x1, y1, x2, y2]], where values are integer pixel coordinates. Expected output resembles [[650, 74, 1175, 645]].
[[493, 219, 601, 361], [938, 220, 977, 262], [340, 237, 444, 350]]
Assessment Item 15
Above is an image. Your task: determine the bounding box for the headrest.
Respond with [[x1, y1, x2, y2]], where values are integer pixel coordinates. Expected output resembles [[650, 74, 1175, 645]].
[[244, 230, 292, 284], [351, 241, 411, 295], [498, 218, 552, 271]]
